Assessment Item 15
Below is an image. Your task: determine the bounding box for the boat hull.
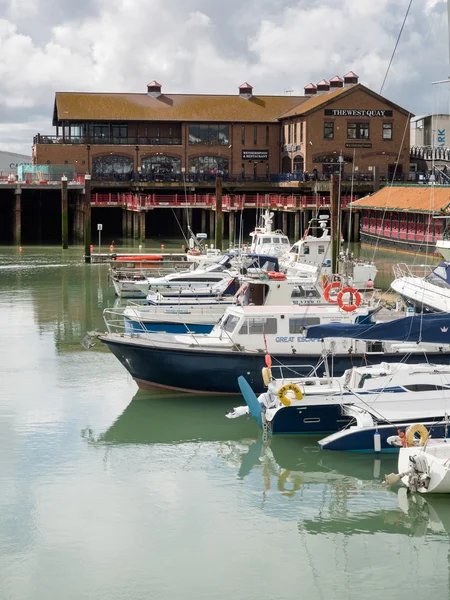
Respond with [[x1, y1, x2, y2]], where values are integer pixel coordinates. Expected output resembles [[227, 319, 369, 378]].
[[269, 403, 353, 434], [99, 337, 450, 394]]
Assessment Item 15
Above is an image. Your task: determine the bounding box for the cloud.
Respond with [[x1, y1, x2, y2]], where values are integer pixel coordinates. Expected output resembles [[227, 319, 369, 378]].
[[0, 0, 448, 154]]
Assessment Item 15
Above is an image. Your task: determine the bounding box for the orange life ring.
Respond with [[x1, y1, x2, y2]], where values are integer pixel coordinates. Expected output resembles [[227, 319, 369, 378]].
[[187, 248, 201, 256], [267, 271, 287, 280], [323, 281, 341, 303], [337, 287, 361, 312]]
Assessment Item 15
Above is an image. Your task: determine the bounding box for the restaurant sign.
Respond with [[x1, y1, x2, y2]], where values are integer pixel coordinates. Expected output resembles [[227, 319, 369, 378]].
[[242, 150, 269, 160], [324, 109, 393, 117], [345, 142, 372, 148]]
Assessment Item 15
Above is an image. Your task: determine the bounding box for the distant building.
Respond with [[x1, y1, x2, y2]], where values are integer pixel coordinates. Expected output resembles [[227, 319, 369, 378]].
[[410, 114, 450, 147], [0, 150, 32, 176], [32, 73, 412, 182]]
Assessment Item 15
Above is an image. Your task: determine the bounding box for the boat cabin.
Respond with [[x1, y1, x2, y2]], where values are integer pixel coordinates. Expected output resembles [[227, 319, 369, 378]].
[[424, 262, 450, 289]]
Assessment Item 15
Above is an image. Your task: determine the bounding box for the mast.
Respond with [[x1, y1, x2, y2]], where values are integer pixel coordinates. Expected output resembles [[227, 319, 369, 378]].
[[330, 173, 340, 275]]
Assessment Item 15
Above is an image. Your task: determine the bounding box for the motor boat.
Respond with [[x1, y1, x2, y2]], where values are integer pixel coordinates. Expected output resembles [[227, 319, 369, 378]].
[[391, 262, 450, 313]]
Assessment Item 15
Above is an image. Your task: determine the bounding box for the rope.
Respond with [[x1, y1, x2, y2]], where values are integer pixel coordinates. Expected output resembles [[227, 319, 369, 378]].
[[379, 0, 413, 95]]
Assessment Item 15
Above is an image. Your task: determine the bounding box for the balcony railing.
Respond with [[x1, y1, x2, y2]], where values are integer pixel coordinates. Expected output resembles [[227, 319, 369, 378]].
[[33, 134, 182, 146]]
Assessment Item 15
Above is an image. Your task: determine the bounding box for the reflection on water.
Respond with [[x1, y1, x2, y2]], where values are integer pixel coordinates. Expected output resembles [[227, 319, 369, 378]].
[[2, 245, 450, 599]]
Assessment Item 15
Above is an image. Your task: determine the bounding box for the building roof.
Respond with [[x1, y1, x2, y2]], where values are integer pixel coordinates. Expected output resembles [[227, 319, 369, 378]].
[[53, 92, 307, 124], [344, 71, 359, 78], [350, 185, 450, 213], [329, 75, 344, 83], [147, 80, 162, 87], [278, 83, 412, 119]]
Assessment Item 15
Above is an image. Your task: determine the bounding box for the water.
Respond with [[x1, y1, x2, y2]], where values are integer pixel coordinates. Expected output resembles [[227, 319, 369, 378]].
[[1, 244, 449, 600]]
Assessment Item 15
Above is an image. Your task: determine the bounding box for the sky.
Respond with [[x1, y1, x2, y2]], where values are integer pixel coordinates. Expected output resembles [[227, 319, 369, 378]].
[[0, 0, 449, 155]]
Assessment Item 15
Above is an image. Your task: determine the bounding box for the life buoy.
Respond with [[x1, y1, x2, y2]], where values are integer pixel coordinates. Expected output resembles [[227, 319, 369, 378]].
[[267, 271, 287, 280], [337, 287, 361, 312], [324, 281, 341, 303], [262, 367, 272, 386], [277, 383, 303, 407], [406, 424, 429, 447], [277, 470, 303, 497], [187, 248, 201, 256]]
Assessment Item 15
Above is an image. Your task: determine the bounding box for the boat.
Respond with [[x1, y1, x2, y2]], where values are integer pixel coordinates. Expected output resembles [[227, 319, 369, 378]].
[[283, 216, 377, 290], [391, 261, 450, 313], [97, 305, 450, 394], [247, 209, 291, 257], [229, 361, 450, 435], [383, 425, 450, 493]]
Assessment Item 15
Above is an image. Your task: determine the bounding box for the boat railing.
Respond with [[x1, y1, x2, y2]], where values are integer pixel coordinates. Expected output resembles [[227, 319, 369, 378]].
[[393, 263, 435, 280]]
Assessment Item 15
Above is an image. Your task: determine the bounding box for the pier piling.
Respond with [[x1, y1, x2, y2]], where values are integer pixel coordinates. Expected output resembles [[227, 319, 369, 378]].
[[61, 176, 68, 249], [14, 187, 21, 246], [84, 174, 92, 263]]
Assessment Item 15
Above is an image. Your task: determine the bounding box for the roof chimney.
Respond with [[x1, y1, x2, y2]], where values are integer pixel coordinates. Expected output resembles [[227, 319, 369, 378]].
[[147, 80, 162, 97], [329, 75, 344, 90], [304, 83, 317, 97], [316, 79, 330, 95], [239, 82, 253, 100], [343, 71, 358, 87]]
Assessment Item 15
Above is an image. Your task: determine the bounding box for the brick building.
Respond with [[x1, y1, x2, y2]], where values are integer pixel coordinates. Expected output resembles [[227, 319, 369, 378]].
[[32, 73, 411, 182]]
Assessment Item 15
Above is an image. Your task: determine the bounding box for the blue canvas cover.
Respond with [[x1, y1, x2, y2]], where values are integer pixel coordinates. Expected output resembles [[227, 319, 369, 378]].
[[306, 313, 450, 344]]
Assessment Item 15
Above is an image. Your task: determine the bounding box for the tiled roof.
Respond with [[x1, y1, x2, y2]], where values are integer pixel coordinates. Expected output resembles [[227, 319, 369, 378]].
[[239, 82, 253, 89], [147, 80, 161, 87], [317, 79, 330, 86], [278, 83, 412, 119], [350, 185, 450, 213], [330, 75, 344, 83], [344, 71, 358, 78], [53, 93, 307, 123]]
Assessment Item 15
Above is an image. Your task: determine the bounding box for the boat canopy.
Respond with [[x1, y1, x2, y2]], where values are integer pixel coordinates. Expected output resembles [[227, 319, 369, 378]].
[[424, 262, 450, 289], [306, 313, 450, 344]]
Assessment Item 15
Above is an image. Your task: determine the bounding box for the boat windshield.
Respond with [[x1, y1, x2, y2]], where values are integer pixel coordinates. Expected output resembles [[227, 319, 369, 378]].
[[425, 264, 450, 289], [221, 314, 240, 333]]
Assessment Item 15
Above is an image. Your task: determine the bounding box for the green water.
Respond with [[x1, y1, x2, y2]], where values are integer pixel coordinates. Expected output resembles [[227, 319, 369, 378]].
[[1, 244, 449, 600]]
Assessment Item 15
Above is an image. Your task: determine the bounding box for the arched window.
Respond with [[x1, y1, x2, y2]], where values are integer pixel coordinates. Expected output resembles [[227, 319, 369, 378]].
[[141, 155, 181, 174], [281, 156, 291, 173], [293, 156, 304, 172], [188, 156, 229, 175], [92, 155, 133, 179]]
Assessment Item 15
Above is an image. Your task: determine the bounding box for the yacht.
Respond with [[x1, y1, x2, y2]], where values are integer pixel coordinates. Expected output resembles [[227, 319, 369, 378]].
[[391, 262, 450, 313]]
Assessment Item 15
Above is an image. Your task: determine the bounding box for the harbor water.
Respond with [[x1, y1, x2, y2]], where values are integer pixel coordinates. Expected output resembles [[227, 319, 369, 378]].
[[1, 243, 449, 600]]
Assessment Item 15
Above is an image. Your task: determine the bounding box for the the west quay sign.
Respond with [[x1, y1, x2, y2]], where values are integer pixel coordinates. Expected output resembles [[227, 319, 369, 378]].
[[324, 109, 393, 117]]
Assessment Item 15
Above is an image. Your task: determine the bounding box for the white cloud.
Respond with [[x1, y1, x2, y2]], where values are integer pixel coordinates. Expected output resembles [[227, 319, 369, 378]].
[[0, 0, 448, 153]]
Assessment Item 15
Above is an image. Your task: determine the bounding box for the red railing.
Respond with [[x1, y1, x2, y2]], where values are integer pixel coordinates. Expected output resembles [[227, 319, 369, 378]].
[[90, 192, 355, 210]]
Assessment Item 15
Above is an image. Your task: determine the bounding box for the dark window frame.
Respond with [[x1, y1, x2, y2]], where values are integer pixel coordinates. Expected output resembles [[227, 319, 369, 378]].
[[324, 122, 334, 139], [347, 122, 370, 140], [382, 122, 393, 140]]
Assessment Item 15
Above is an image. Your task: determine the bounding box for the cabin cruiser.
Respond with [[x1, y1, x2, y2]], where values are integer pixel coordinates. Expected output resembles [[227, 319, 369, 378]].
[[247, 210, 291, 257], [230, 362, 450, 435], [391, 262, 450, 313], [282, 216, 377, 290], [97, 303, 450, 394]]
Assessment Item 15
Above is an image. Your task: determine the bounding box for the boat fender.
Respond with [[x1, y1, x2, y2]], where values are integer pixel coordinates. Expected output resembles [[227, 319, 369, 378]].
[[261, 367, 272, 387], [374, 430, 381, 453], [337, 287, 361, 312], [324, 281, 341, 303], [277, 383, 303, 407], [406, 424, 429, 447], [267, 271, 287, 280]]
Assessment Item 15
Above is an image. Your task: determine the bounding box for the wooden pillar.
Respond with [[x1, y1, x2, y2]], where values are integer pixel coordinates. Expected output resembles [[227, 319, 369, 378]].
[[14, 187, 21, 246], [84, 174, 92, 263], [37, 192, 43, 244], [209, 209, 215, 242], [122, 209, 127, 238], [61, 176, 69, 249], [133, 211, 139, 239], [282, 211, 288, 234], [373, 166, 380, 192], [140, 211, 146, 243], [229, 211, 235, 246], [294, 210, 300, 241], [201, 209, 206, 233], [215, 176, 223, 251], [352, 211, 360, 242]]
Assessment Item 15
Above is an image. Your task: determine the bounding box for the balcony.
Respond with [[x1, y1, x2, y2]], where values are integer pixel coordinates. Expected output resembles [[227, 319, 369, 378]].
[[33, 134, 182, 146]]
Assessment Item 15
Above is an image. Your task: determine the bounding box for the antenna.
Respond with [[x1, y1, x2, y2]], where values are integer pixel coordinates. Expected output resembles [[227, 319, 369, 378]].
[[285, 89, 293, 96]]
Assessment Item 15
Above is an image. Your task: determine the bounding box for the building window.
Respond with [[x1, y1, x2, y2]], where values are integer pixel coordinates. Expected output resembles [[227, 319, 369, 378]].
[[383, 123, 393, 140], [253, 125, 257, 144], [241, 126, 245, 145], [157, 127, 160, 138], [347, 122, 369, 139], [141, 155, 181, 174], [324, 122, 334, 139], [266, 163, 269, 178], [293, 156, 304, 172], [188, 124, 229, 146], [82, 160, 86, 164], [169, 127, 173, 138], [293, 123, 297, 145], [266, 126, 269, 145], [242, 163, 245, 177], [111, 124, 128, 142], [92, 155, 133, 179], [300, 122, 304, 144], [288, 124, 291, 144], [188, 156, 229, 175]]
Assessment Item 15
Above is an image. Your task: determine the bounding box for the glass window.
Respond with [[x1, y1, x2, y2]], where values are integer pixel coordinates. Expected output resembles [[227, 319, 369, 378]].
[[288, 124, 291, 144], [403, 384, 449, 392], [141, 155, 181, 174], [289, 317, 321, 333], [188, 124, 229, 145], [254, 125, 257, 144], [291, 287, 320, 299], [222, 315, 239, 333], [92, 155, 133, 178], [300, 122, 304, 144], [347, 122, 370, 139], [188, 156, 229, 175], [318, 245, 325, 254], [383, 123, 393, 140], [324, 122, 334, 139], [266, 126, 269, 145], [241, 126, 245, 145], [112, 124, 128, 139], [294, 123, 297, 144], [239, 318, 277, 335]]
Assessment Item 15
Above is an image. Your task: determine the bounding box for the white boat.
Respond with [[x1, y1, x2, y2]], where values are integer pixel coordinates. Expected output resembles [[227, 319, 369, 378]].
[[283, 216, 377, 290], [436, 239, 450, 261], [391, 262, 450, 313], [247, 209, 291, 257], [383, 429, 450, 493], [229, 362, 450, 436]]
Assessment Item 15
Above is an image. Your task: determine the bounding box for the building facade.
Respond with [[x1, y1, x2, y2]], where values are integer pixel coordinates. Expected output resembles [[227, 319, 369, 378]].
[[32, 74, 411, 182]]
